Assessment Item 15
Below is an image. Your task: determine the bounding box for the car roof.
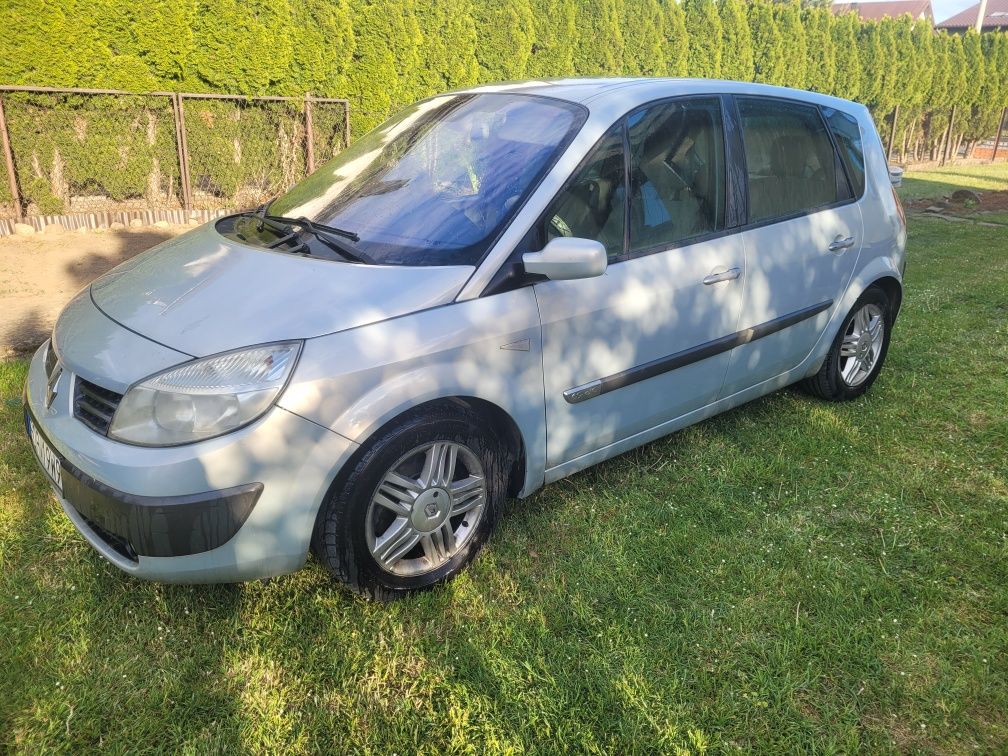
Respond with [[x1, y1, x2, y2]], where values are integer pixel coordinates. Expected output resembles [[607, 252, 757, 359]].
[[460, 78, 866, 118]]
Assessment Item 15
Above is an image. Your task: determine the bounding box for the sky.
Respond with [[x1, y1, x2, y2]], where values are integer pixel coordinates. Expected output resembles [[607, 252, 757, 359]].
[[931, 0, 978, 21], [838, 0, 979, 22]]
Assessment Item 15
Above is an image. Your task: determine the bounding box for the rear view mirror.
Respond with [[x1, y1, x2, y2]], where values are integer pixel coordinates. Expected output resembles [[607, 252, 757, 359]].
[[522, 237, 607, 281]]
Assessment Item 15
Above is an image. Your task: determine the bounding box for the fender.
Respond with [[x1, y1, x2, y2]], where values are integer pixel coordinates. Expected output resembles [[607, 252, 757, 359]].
[[803, 254, 904, 377], [279, 287, 548, 498]]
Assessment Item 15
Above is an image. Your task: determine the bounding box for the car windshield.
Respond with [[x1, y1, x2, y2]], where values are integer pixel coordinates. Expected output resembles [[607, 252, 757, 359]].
[[267, 93, 585, 266]]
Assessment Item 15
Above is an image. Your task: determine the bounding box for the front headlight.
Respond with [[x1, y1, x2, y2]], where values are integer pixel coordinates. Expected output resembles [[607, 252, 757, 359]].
[[108, 341, 302, 446]]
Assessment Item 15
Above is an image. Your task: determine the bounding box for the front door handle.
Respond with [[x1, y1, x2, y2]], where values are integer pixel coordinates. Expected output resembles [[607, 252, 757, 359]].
[[703, 267, 741, 285], [828, 235, 855, 252]]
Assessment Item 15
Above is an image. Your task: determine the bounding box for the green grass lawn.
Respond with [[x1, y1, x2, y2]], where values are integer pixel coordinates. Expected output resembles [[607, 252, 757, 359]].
[[897, 161, 1008, 202], [2, 169, 1007, 752]]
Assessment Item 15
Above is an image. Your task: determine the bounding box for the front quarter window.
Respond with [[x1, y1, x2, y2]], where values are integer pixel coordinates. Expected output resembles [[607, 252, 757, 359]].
[[267, 93, 586, 266], [540, 124, 626, 262]]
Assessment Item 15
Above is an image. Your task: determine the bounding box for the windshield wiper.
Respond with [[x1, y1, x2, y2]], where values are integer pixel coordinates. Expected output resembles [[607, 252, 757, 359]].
[[255, 199, 275, 232], [267, 214, 359, 243], [266, 215, 371, 264]]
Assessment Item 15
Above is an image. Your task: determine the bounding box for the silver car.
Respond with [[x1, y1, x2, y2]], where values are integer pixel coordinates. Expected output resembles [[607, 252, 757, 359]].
[[24, 79, 906, 599]]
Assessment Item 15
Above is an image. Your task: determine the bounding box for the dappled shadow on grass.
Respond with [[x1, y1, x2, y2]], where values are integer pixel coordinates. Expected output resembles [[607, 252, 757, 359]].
[[2, 329, 1007, 750], [2, 215, 1008, 750]]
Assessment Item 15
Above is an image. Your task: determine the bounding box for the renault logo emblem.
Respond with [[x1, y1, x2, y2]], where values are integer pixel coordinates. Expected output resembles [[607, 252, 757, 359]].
[[45, 366, 62, 409]]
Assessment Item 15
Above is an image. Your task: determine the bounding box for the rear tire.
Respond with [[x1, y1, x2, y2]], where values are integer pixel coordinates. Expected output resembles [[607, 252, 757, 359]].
[[311, 405, 506, 601], [802, 287, 891, 401]]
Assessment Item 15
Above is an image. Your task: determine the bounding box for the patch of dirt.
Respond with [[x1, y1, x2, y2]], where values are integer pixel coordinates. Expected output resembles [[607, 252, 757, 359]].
[[907, 189, 1008, 216], [0, 226, 187, 358]]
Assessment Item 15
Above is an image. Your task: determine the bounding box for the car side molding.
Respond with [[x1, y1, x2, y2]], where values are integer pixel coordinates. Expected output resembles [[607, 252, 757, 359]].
[[563, 299, 833, 404]]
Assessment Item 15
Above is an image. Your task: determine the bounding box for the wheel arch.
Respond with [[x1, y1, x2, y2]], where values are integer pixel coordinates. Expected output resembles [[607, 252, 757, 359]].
[[317, 395, 529, 514], [803, 260, 903, 378], [440, 396, 527, 499], [869, 274, 903, 321]]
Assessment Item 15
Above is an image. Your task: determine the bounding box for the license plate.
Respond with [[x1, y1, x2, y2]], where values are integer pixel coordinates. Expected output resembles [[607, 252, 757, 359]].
[[26, 412, 63, 496]]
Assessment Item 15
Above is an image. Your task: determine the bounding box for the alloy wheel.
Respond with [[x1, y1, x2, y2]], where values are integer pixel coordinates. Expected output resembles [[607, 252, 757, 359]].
[[839, 303, 884, 387], [365, 441, 487, 576]]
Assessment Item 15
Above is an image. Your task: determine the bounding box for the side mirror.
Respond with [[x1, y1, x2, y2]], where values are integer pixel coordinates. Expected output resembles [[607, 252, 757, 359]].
[[888, 165, 904, 187], [522, 237, 607, 281]]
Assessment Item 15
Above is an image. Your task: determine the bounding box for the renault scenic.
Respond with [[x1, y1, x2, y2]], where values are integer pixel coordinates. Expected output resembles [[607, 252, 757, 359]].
[[24, 79, 906, 599]]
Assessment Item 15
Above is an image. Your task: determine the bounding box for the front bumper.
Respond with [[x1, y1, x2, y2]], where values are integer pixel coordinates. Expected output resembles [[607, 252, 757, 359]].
[[24, 342, 359, 582]]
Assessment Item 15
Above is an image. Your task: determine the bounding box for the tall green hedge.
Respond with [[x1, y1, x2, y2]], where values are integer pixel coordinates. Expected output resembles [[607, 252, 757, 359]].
[[720, 0, 755, 82], [623, 0, 668, 77], [684, 0, 722, 79], [1, 0, 1007, 203], [750, 1, 787, 86], [573, 0, 624, 76], [527, 0, 577, 79]]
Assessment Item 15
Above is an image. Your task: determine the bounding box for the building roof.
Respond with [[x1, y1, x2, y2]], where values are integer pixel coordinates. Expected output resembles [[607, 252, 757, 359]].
[[831, 1, 934, 22], [937, 0, 1008, 29]]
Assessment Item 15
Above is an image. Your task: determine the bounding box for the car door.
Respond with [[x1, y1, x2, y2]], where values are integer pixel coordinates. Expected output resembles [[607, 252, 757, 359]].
[[719, 96, 864, 397], [532, 97, 745, 469]]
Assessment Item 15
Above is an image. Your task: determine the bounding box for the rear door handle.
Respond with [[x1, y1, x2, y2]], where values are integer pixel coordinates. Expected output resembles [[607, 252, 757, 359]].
[[703, 267, 741, 285], [828, 236, 855, 252]]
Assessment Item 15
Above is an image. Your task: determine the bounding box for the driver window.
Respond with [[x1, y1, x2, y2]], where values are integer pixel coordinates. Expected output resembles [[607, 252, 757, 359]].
[[540, 125, 626, 261], [627, 97, 726, 254]]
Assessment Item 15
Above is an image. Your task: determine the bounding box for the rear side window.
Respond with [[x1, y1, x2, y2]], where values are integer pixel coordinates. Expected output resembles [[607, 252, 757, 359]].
[[627, 97, 726, 253], [737, 98, 841, 224], [823, 106, 865, 198]]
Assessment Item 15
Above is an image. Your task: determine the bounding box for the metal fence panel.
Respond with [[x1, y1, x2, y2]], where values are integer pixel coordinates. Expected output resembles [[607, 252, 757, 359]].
[[1, 90, 182, 217], [182, 95, 305, 211], [0, 87, 350, 225], [310, 99, 351, 166]]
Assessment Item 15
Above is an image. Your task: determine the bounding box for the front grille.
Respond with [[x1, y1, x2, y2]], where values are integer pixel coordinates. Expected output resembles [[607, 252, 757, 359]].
[[74, 378, 123, 435]]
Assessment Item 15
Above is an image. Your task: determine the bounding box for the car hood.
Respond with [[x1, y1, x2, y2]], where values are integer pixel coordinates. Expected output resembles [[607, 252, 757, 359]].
[[90, 224, 475, 357]]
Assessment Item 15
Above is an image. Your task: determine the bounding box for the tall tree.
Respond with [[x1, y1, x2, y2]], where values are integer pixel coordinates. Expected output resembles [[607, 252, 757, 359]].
[[802, 5, 835, 94], [527, 0, 578, 78], [774, 1, 807, 89], [857, 21, 885, 113], [946, 32, 969, 112], [415, 0, 479, 96], [342, 0, 421, 132], [960, 29, 986, 138], [190, 0, 295, 94], [472, 0, 535, 81], [750, 0, 786, 86], [719, 0, 755, 81], [623, 0, 668, 76], [924, 31, 954, 155], [573, 0, 624, 75], [663, 0, 690, 76], [289, 0, 355, 97], [909, 20, 934, 111], [684, 0, 722, 78], [873, 19, 900, 116], [830, 11, 861, 101]]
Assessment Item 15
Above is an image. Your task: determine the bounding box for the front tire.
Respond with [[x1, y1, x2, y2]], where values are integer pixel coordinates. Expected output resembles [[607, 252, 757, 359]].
[[802, 287, 892, 401], [312, 405, 506, 601]]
